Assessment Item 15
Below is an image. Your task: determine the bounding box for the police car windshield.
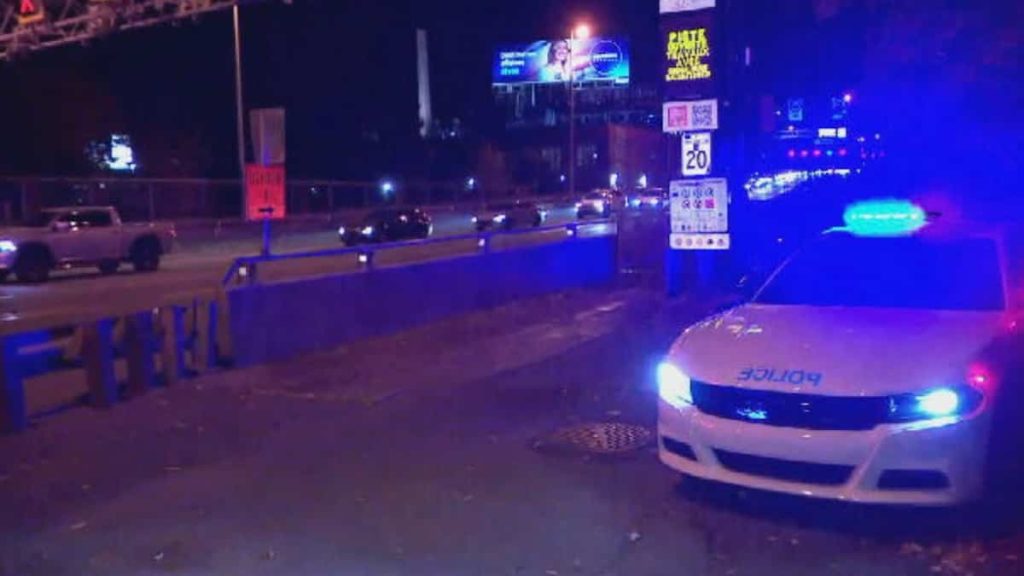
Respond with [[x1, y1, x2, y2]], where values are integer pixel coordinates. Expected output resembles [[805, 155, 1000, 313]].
[[756, 235, 1005, 311]]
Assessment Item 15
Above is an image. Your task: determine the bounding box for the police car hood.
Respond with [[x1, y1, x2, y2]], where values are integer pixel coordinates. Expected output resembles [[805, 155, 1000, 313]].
[[671, 304, 1006, 397]]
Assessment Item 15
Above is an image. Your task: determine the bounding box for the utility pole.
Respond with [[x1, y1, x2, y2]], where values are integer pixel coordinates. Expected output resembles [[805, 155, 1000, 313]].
[[233, 4, 247, 219]]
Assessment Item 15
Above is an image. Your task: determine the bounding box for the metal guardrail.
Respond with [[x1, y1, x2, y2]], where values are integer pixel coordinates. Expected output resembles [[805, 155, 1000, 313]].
[[0, 298, 223, 434], [222, 218, 617, 287], [0, 217, 617, 434]]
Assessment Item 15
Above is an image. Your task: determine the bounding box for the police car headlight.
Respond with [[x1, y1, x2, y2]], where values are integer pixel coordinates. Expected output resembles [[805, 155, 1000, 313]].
[[337, 226, 346, 236], [361, 226, 375, 236], [0, 240, 16, 253], [887, 386, 983, 422], [493, 214, 507, 223], [658, 362, 692, 408]]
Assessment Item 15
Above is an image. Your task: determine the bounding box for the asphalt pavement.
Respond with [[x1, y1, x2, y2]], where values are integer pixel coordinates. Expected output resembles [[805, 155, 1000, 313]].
[[0, 206, 584, 331], [1, 288, 1022, 575]]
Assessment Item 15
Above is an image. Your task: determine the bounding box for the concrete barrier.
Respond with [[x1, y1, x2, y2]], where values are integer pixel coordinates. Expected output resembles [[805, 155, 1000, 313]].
[[228, 234, 617, 367]]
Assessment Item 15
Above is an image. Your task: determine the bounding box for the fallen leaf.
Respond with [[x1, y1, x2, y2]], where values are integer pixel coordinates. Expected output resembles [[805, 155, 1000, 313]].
[[1006, 555, 1019, 562], [164, 466, 183, 472], [545, 570, 559, 576], [790, 538, 800, 546], [628, 530, 642, 543], [70, 521, 88, 531], [606, 410, 622, 417], [262, 548, 277, 561], [81, 484, 91, 491], [153, 552, 165, 562]]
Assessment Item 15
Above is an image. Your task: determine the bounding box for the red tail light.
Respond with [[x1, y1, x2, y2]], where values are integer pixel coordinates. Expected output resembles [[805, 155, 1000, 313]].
[[966, 363, 995, 393]]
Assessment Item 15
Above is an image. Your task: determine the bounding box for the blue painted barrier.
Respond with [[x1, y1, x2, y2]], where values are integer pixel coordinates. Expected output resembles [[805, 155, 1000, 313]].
[[228, 234, 618, 367]]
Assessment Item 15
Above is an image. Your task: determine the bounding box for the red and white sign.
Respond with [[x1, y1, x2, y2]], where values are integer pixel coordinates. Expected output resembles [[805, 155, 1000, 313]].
[[246, 164, 286, 221], [16, 0, 45, 25], [660, 0, 716, 13], [663, 99, 718, 133]]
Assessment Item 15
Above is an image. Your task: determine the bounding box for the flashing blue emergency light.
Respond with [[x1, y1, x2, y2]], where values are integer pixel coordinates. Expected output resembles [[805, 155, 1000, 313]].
[[842, 199, 927, 237]]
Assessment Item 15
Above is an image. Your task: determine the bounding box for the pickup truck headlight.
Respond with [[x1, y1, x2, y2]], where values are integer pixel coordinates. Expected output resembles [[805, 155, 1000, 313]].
[[0, 240, 17, 253]]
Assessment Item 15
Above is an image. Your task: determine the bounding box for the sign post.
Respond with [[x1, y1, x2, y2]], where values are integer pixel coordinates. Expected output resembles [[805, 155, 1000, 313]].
[[660, 2, 728, 296]]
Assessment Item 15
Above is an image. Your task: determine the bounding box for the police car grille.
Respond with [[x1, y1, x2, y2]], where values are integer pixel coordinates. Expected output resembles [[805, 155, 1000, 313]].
[[690, 381, 891, 431]]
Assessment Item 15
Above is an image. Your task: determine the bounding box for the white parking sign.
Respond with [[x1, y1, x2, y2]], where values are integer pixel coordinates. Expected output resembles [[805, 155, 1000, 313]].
[[670, 178, 730, 251], [682, 132, 712, 177]]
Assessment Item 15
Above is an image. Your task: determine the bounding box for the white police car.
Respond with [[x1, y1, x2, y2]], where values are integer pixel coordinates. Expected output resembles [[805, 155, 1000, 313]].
[[658, 200, 1024, 505]]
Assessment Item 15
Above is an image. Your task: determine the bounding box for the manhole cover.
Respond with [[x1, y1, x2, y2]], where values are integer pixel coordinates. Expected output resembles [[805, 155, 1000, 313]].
[[537, 422, 653, 454]]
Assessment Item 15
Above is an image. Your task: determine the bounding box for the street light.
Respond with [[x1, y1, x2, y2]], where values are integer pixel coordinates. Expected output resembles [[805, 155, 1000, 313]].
[[568, 22, 591, 200]]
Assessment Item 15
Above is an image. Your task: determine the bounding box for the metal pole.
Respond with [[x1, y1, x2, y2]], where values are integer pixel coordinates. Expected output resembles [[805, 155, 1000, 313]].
[[568, 32, 576, 199], [233, 5, 247, 220]]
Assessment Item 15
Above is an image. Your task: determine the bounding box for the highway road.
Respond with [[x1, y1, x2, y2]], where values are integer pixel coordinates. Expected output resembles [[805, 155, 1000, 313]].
[[0, 205, 608, 330]]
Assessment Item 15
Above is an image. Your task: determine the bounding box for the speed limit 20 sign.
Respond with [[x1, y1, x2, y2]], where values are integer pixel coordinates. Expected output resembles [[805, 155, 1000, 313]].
[[681, 131, 712, 177]]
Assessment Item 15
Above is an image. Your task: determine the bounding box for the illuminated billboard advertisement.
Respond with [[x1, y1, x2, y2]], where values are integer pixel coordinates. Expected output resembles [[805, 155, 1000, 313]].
[[661, 10, 715, 99], [493, 38, 630, 86]]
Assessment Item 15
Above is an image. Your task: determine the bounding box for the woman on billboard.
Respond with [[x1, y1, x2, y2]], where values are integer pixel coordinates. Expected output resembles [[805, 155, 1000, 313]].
[[539, 39, 591, 83]]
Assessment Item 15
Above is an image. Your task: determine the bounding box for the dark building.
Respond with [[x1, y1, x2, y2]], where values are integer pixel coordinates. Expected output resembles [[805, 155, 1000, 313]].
[[489, 83, 665, 195]]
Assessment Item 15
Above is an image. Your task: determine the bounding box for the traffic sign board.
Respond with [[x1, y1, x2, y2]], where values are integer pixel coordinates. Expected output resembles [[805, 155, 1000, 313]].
[[669, 178, 729, 251], [16, 0, 45, 25], [681, 131, 712, 177]]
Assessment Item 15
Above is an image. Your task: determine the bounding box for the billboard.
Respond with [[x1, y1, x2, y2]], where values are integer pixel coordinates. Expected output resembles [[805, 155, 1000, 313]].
[[493, 38, 630, 85], [661, 9, 716, 99]]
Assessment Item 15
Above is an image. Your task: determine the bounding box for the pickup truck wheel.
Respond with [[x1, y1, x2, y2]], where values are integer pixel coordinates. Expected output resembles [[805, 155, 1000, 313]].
[[14, 246, 51, 283], [130, 238, 161, 272], [98, 260, 120, 275], [0, 270, 8, 283]]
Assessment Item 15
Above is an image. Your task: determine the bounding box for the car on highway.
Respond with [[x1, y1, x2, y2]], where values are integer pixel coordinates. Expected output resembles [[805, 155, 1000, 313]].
[[0, 206, 174, 283], [339, 208, 432, 245], [627, 188, 667, 209], [473, 201, 545, 231], [657, 199, 1024, 505], [576, 191, 612, 219]]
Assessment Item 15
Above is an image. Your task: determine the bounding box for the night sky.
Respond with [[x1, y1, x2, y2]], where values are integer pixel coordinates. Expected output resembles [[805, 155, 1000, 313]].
[[0, 0, 660, 179]]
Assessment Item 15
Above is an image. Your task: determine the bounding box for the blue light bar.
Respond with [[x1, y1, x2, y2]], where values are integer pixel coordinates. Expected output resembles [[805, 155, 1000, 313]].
[[842, 199, 927, 237]]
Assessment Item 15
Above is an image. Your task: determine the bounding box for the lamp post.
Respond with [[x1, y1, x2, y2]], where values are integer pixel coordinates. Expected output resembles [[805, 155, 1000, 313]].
[[568, 23, 590, 199], [233, 4, 247, 220]]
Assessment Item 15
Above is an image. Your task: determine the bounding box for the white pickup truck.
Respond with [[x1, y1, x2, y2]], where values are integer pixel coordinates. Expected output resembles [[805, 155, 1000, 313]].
[[0, 206, 175, 283]]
